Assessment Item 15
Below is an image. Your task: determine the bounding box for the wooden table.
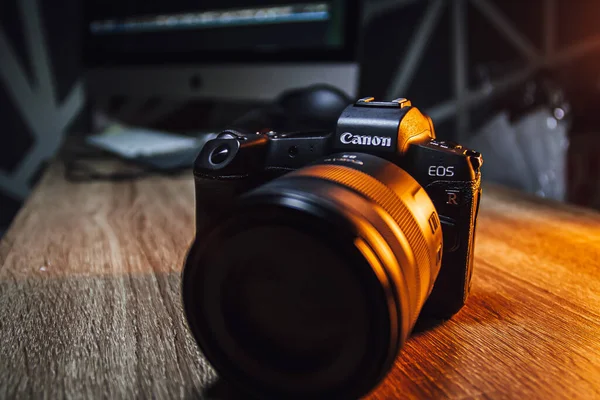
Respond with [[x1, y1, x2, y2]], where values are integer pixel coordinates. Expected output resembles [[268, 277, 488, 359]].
[[1, 163, 600, 399]]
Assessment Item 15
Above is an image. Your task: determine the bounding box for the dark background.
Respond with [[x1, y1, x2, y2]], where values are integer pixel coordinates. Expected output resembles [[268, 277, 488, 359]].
[[2, 0, 600, 235]]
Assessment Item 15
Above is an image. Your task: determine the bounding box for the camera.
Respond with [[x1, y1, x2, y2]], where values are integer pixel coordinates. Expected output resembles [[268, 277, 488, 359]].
[[182, 97, 482, 399]]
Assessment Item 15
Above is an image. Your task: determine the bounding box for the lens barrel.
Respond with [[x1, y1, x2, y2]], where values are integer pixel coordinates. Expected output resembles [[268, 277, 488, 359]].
[[182, 153, 443, 399]]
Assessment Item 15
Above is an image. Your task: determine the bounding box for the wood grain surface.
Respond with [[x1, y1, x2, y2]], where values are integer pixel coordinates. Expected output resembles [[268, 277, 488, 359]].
[[1, 163, 599, 399]]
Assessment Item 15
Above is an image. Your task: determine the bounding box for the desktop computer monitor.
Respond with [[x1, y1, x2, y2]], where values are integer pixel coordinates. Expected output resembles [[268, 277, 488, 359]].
[[83, 0, 360, 113]]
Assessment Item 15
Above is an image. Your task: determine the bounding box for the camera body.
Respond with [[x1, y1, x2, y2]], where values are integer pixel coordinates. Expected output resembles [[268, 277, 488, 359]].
[[193, 97, 482, 317]]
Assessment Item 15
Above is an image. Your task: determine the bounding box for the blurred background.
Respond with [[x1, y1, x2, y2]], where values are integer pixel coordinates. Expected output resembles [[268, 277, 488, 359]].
[[2, 0, 600, 237]]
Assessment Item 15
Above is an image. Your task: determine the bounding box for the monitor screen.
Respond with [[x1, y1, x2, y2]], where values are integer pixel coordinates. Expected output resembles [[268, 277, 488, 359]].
[[84, 0, 358, 65]]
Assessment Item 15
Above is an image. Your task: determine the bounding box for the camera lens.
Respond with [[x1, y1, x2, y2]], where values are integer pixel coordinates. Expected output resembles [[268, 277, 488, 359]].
[[219, 227, 368, 374], [183, 153, 443, 399], [210, 144, 230, 164]]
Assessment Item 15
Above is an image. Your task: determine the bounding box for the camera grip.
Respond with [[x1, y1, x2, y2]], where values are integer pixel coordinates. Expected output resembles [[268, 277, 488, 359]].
[[421, 177, 482, 318], [193, 176, 260, 235]]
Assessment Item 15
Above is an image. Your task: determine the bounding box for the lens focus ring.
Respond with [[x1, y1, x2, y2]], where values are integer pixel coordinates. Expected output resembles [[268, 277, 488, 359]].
[[289, 164, 434, 324]]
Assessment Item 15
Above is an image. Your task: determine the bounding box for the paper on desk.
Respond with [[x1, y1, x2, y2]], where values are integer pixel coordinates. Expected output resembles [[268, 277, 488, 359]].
[[87, 123, 200, 158]]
